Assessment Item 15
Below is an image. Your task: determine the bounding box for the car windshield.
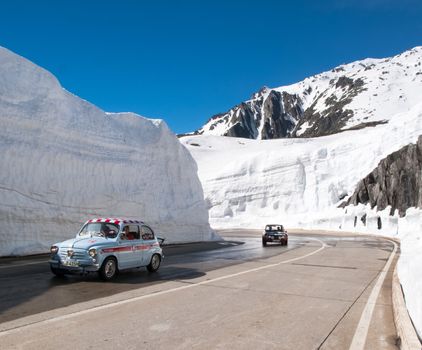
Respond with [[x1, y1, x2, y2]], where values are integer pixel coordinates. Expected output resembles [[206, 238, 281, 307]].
[[266, 225, 283, 231], [78, 222, 119, 238]]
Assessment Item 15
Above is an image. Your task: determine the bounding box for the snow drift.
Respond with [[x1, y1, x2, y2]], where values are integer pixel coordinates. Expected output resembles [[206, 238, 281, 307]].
[[0, 46, 213, 256]]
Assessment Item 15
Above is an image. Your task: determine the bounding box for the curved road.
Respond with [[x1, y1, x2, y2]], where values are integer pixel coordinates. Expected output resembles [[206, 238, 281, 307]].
[[0, 230, 398, 349]]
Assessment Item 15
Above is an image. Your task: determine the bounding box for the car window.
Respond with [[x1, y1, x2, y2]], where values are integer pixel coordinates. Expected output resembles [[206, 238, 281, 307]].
[[141, 226, 155, 240], [121, 225, 140, 240], [79, 222, 119, 238]]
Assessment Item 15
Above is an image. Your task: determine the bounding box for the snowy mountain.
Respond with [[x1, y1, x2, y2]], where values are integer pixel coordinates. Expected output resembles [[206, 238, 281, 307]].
[[196, 47, 422, 139], [0, 46, 214, 256]]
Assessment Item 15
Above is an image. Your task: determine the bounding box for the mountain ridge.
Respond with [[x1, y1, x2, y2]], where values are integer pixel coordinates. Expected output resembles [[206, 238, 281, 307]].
[[194, 46, 422, 139]]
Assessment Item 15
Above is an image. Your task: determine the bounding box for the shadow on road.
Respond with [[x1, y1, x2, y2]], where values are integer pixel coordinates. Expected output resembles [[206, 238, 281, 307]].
[[0, 240, 247, 324]]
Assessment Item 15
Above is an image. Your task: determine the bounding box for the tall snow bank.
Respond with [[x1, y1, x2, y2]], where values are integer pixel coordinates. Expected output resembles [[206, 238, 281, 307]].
[[0, 46, 213, 256], [182, 102, 422, 230]]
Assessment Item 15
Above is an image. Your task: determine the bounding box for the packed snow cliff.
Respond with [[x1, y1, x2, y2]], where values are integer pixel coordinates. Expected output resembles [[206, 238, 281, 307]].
[[0, 46, 214, 256]]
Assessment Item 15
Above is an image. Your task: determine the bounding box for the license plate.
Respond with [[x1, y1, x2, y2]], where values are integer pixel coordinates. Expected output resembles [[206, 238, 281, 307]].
[[63, 260, 79, 267]]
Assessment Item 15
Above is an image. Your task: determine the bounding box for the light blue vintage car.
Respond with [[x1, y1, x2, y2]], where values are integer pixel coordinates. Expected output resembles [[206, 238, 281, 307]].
[[49, 218, 164, 280]]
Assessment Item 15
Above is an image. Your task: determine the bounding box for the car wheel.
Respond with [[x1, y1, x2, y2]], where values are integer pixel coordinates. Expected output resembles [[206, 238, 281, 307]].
[[147, 254, 161, 273], [99, 257, 118, 281], [262, 240, 267, 247], [50, 265, 65, 277]]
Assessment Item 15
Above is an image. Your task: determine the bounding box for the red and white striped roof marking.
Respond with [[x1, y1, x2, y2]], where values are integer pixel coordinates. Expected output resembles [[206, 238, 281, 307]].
[[87, 218, 145, 225]]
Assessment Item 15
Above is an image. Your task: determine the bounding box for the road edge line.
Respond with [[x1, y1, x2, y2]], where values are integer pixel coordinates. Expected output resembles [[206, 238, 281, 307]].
[[349, 240, 397, 350]]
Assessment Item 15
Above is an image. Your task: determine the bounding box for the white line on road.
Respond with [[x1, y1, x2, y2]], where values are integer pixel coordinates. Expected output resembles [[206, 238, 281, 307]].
[[0, 238, 327, 336], [349, 240, 397, 350]]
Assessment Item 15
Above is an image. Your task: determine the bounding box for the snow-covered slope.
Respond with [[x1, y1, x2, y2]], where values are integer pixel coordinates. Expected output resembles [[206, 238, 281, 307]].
[[0, 46, 213, 256], [183, 104, 422, 228], [197, 47, 422, 139]]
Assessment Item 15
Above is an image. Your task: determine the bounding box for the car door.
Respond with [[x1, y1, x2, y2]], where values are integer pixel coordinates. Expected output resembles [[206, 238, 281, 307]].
[[118, 224, 142, 269], [140, 225, 155, 265]]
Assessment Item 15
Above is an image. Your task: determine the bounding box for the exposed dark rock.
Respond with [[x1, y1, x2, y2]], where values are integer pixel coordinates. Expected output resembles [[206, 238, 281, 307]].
[[260, 91, 301, 139], [341, 120, 388, 132], [224, 103, 258, 139], [292, 76, 367, 138], [342, 135, 422, 216], [202, 90, 303, 139], [198, 73, 369, 139]]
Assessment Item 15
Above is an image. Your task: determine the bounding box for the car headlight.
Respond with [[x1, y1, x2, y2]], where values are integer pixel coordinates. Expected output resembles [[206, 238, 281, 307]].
[[88, 248, 97, 258], [50, 246, 59, 254]]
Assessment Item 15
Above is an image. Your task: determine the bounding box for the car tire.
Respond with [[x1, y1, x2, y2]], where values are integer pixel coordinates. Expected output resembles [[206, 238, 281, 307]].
[[262, 240, 267, 247], [50, 265, 65, 277], [147, 254, 161, 273], [99, 257, 118, 281]]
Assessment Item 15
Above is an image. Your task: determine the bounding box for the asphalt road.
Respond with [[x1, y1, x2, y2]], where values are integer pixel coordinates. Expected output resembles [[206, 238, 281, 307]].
[[0, 229, 398, 349]]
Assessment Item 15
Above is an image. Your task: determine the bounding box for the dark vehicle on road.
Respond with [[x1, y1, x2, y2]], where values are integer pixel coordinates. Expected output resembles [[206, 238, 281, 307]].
[[262, 224, 288, 246]]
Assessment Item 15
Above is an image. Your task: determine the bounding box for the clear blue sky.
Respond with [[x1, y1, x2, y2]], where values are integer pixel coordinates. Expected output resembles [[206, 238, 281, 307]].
[[1, 0, 422, 134]]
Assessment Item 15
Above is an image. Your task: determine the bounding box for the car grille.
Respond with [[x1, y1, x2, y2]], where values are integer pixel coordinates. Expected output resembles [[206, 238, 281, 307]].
[[59, 249, 88, 260]]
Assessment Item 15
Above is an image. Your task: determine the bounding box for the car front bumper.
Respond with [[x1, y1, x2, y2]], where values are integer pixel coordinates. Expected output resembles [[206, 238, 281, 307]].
[[263, 235, 288, 242], [49, 259, 100, 273]]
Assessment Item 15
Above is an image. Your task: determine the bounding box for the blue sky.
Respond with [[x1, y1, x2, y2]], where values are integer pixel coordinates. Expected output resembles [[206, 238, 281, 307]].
[[1, 0, 422, 134]]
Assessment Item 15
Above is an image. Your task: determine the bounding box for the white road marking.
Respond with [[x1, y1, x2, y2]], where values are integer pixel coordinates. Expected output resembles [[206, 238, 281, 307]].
[[0, 238, 326, 336], [349, 240, 397, 350]]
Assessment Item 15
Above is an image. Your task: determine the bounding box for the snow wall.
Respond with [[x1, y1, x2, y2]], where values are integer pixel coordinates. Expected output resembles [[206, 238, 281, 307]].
[[0, 46, 214, 256]]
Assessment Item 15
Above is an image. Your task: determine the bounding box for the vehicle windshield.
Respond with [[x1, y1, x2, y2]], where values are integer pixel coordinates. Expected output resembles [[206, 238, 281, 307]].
[[265, 225, 283, 231], [78, 222, 119, 238]]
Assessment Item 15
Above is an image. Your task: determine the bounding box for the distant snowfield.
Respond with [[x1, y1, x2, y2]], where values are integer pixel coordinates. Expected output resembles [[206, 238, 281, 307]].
[[181, 103, 422, 337], [0, 46, 214, 256]]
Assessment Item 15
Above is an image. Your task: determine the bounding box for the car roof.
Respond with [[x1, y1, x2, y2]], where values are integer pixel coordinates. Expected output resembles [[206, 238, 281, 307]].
[[266, 224, 283, 226], [87, 218, 145, 225]]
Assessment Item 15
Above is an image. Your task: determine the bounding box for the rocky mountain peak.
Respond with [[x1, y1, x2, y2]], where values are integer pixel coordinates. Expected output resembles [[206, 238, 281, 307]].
[[196, 47, 422, 139]]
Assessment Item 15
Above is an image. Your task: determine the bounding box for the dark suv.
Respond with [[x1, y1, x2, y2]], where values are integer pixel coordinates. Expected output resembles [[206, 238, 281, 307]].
[[262, 224, 288, 246]]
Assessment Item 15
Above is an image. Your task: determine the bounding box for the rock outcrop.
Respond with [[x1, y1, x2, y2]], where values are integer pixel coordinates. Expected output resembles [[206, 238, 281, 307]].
[[344, 136, 422, 216], [198, 87, 302, 140]]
